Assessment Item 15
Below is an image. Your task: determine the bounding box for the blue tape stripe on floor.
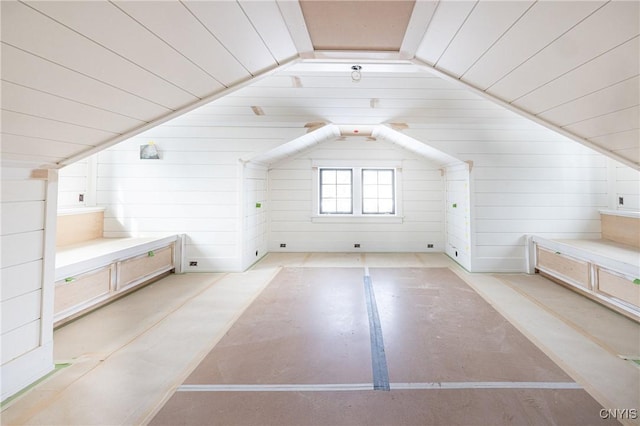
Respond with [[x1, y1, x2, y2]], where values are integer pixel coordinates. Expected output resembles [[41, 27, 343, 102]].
[[364, 274, 390, 391]]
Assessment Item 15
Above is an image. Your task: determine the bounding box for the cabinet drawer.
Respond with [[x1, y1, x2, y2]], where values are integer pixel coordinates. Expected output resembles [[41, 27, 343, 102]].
[[118, 245, 173, 289], [598, 269, 640, 308], [55, 266, 111, 314], [536, 246, 589, 288]]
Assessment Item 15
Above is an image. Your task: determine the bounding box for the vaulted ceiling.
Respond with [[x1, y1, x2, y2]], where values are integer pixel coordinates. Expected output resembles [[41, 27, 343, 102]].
[[1, 0, 638, 170]]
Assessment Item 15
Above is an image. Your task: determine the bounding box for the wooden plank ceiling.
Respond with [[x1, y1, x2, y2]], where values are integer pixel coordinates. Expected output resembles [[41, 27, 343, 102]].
[[1, 0, 638, 169]]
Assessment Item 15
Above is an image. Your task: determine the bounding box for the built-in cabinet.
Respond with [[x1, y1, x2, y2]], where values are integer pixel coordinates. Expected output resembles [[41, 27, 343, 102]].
[[530, 210, 640, 322], [54, 208, 181, 326]]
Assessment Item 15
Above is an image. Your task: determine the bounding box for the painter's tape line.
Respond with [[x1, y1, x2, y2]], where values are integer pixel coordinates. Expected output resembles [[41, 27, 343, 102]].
[[364, 274, 390, 391], [177, 382, 582, 392], [391, 382, 583, 390], [178, 383, 373, 392]]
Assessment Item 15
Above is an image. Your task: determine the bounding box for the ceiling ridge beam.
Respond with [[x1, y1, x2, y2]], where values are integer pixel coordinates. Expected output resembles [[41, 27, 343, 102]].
[[411, 58, 640, 171], [57, 57, 301, 168]]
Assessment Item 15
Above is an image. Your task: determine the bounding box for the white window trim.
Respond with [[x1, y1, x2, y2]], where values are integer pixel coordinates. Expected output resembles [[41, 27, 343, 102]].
[[311, 161, 404, 223]]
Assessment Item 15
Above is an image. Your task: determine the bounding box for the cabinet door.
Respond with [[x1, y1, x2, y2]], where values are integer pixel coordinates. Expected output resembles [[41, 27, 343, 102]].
[[536, 246, 590, 288], [597, 268, 640, 308], [55, 266, 112, 315], [117, 245, 174, 290]]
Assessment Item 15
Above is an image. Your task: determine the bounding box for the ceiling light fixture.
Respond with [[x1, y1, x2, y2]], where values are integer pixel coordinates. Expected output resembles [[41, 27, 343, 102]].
[[351, 65, 362, 83]]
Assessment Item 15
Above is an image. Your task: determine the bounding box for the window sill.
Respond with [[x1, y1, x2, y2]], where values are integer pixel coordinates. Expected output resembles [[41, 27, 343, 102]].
[[311, 215, 404, 224]]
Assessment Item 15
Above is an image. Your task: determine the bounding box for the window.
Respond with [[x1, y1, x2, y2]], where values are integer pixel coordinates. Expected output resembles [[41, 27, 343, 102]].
[[319, 168, 353, 214], [316, 167, 397, 217], [362, 169, 395, 214]]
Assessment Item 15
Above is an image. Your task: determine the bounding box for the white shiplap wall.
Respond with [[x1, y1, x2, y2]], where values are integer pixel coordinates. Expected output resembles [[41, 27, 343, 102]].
[[94, 122, 305, 272], [408, 124, 609, 272], [269, 138, 444, 252], [1, 167, 56, 400], [444, 163, 471, 270], [241, 164, 269, 270], [613, 161, 640, 211]]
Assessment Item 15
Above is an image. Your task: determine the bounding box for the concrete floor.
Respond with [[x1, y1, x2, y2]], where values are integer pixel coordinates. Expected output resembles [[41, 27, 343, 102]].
[[2, 253, 639, 425]]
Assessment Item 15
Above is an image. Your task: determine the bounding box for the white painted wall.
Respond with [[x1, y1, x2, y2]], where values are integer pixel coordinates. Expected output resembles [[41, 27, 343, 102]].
[[444, 163, 472, 270], [407, 124, 609, 272], [269, 138, 444, 252], [241, 164, 269, 270], [611, 159, 640, 211], [93, 121, 305, 272], [1, 167, 57, 400]]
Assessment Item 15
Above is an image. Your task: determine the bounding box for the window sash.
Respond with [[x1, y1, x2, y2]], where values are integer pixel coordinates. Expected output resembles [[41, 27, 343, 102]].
[[362, 169, 395, 215], [319, 168, 353, 214]]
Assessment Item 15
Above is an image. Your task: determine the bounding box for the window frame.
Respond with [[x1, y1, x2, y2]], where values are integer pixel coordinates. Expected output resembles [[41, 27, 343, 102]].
[[361, 168, 396, 215], [318, 167, 354, 215], [312, 162, 402, 222]]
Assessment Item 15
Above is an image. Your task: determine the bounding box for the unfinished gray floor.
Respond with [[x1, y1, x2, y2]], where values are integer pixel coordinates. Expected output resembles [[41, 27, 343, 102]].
[[2, 253, 638, 425]]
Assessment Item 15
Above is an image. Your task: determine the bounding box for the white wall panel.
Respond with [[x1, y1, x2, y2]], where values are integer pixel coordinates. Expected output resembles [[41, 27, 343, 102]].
[[269, 139, 444, 253], [515, 37, 640, 114], [0, 231, 44, 269], [1, 320, 40, 365], [1, 291, 41, 335], [444, 163, 471, 269], [2, 1, 195, 108], [239, 0, 297, 63], [1, 201, 45, 236], [182, 1, 277, 74], [488, 1, 639, 101], [28, 0, 223, 97], [0, 44, 170, 122], [1, 81, 144, 132], [538, 76, 639, 127], [415, 0, 477, 65], [436, 0, 533, 77], [462, 1, 605, 89], [2, 110, 116, 146], [566, 107, 640, 141], [112, 0, 250, 86], [1, 168, 54, 400], [1, 261, 43, 302]]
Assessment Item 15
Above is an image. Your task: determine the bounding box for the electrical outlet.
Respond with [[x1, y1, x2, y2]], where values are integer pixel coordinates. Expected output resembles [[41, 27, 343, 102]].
[[189, 261, 198, 267], [427, 244, 434, 248], [354, 243, 360, 248], [280, 243, 286, 248], [619, 196, 624, 205], [78, 193, 84, 202]]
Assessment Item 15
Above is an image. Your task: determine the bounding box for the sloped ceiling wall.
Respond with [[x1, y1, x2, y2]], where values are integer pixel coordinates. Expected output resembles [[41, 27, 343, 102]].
[[1, 0, 638, 170]]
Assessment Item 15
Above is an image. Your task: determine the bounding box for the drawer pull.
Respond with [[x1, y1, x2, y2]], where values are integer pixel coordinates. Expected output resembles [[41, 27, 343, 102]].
[[633, 279, 640, 285], [555, 251, 561, 255], [148, 250, 155, 257], [64, 277, 75, 283]]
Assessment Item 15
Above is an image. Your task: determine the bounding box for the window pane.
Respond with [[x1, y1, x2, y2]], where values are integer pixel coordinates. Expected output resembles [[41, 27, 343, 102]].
[[322, 170, 336, 184], [378, 185, 393, 199], [336, 184, 351, 198], [322, 184, 336, 198], [362, 170, 377, 184], [378, 170, 393, 184], [319, 168, 352, 214], [362, 169, 395, 215], [336, 170, 351, 184], [321, 199, 336, 213], [363, 199, 377, 212], [378, 199, 394, 213], [336, 199, 352, 213], [363, 185, 378, 198]]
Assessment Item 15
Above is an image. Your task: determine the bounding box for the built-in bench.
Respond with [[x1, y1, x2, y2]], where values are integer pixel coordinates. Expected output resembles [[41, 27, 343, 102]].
[[529, 210, 640, 322], [54, 208, 182, 326]]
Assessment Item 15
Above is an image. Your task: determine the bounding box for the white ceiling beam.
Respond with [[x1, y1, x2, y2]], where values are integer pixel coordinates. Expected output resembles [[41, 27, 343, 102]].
[[400, 0, 439, 59], [411, 58, 640, 171], [276, 0, 313, 55]]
